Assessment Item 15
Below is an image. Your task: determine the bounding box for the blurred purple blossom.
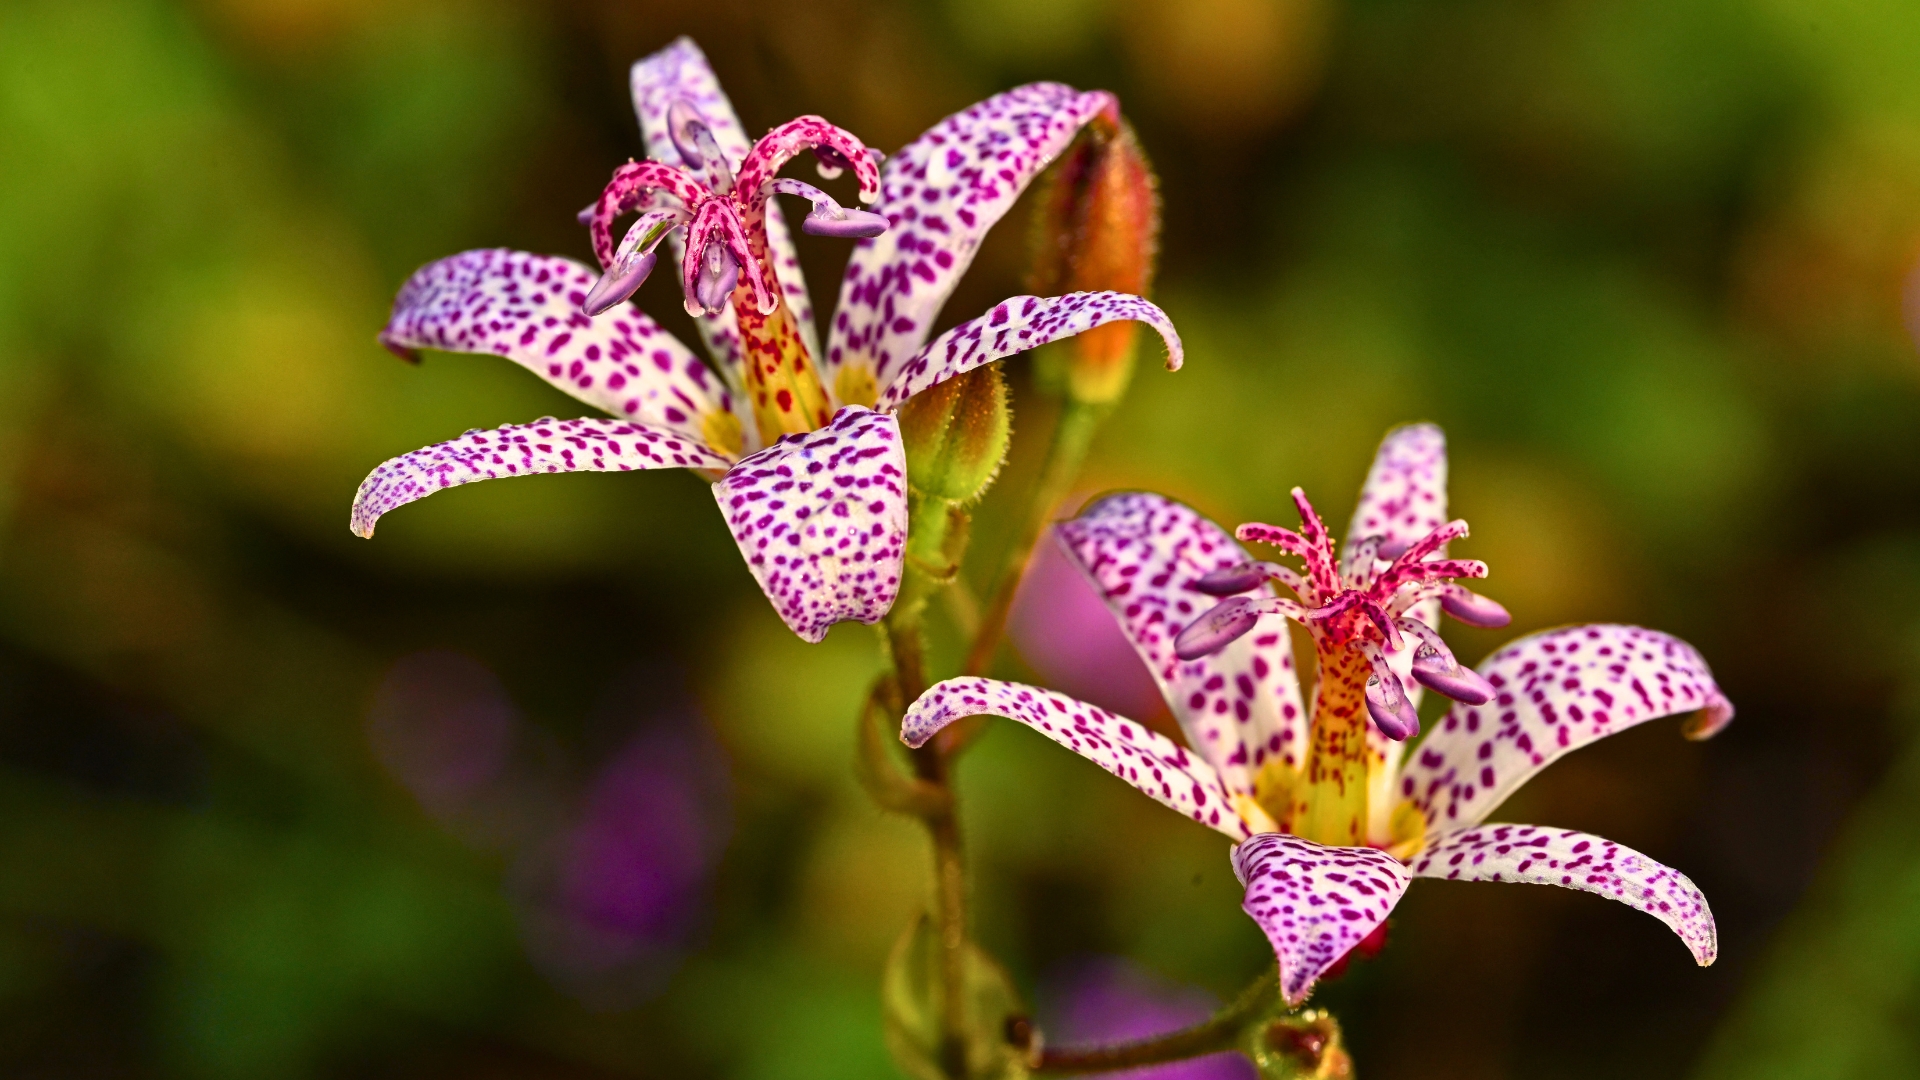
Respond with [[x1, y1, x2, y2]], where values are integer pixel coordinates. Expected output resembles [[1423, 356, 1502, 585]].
[[366, 650, 517, 822], [368, 653, 732, 1009], [1010, 532, 1166, 722], [1043, 959, 1256, 1080], [514, 696, 732, 1010]]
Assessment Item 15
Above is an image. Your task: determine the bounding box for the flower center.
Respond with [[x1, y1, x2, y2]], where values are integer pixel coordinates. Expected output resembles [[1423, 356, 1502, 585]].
[[1176, 486, 1512, 847], [579, 103, 890, 446]]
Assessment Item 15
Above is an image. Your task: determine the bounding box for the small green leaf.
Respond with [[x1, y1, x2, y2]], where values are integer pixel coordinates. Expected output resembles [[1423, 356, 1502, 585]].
[[882, 912, 1031, 1080]]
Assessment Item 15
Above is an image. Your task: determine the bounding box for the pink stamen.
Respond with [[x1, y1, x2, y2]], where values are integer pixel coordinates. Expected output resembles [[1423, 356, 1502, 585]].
[[1393, 519, 1469, 569], [1288, 488, 1341, 597]]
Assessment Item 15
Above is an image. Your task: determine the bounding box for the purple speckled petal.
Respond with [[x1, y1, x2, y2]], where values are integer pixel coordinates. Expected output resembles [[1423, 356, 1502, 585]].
[[1056, 493, 1308, 795], [713, 405, 907, 643], [827, 83, 1118, 396], [901, 677, 1249, 842], [1233, 833, 1411, 1005], [1348, 424, 1449, 561], [1399, 624, 1735, 830], [351, 417, 733, 538], [629, 38, 819, 383], [1410, 824, 1717, 965], [1347, 424, 1448, 840], [379, 250, 743, 446], [876, 292, 1180, 410]]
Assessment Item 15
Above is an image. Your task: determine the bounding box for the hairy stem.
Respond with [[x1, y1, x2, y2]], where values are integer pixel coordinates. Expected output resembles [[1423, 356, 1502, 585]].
[[961, 398, 1107, 679], [1035, 970, 1278, 1074], [885, 601, 970, 1079]]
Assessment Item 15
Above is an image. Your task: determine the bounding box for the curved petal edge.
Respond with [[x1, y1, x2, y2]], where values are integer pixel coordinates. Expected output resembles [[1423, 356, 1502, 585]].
[[1401, 624, 1733, 829], [901, 677, 1249, 841], [877, 291, 1180, 411], [1411, 824, 1717, 966], [351, 417, 730, 538]]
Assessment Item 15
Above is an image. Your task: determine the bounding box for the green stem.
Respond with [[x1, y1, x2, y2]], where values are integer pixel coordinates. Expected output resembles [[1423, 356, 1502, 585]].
[[885, 590, 970, 1079], [961, 398, 1106, 679], [1034, 970, 1278, 1074]]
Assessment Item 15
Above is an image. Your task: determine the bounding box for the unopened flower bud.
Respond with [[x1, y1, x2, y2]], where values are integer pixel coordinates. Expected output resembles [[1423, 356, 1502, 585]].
[[897, 362, 1012, 503], [1027, 114, 1160, 406], [1248, 1010, 1353, 1080]]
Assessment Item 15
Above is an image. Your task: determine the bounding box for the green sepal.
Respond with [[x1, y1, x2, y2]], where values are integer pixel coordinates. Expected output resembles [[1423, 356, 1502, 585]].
[[883, 912, 1032, 1080], [1240, 1008, 1352, 1079], [898, 362, 1012, 504]]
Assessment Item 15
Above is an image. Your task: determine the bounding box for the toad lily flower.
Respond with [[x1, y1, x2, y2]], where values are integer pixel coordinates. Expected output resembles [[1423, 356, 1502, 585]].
[[900, 424, 1734, 1004], [348, 37, 1180, 642]]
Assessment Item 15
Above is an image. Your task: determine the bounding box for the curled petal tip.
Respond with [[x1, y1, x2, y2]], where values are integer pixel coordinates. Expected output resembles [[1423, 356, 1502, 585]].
[[581, 250, 657, 316], [1193, 564, 1267, 596], [378, 333, 420, 364], [1683, 692, 1736, 741], [802, 206, 889, 238], [1441, 587, 1511, 628], [1365, 673, 1420, 741], [1175, 597, 1261, 660], [575, 202, 597, 227]]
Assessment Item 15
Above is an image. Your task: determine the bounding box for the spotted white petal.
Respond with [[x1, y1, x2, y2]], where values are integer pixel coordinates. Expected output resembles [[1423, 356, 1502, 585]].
[[1233, 833, 1411, 1005], [1398, 625, 1735, 830], [876, 292, 1180, 411], [1411, 824, 1717, 965], [1349, 423, 1449, 558], [380, 249, 743, 446], [713, 406, 907, 643], [351, 417, 731, 538], [901, 677, 1249, 842], [628, 38, 818, 386], [828, 83, 1118, 398], [1055, 493, 1308, 795], [1347, 423, 1449, 841]]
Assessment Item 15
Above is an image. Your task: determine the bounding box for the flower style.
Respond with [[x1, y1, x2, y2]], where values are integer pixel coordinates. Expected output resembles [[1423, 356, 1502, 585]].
[[349, 37, 1181, 642], [899, 424, 1734, 1004]]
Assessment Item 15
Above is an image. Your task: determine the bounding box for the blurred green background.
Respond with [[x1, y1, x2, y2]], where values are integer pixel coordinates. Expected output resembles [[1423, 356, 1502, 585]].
[[5, 0, 1920, 1076]]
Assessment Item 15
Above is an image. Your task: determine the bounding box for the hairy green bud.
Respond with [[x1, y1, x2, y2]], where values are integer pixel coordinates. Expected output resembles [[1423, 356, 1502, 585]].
[[897, 363, 1012, 504], [1027, 115, 1161, 406]]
